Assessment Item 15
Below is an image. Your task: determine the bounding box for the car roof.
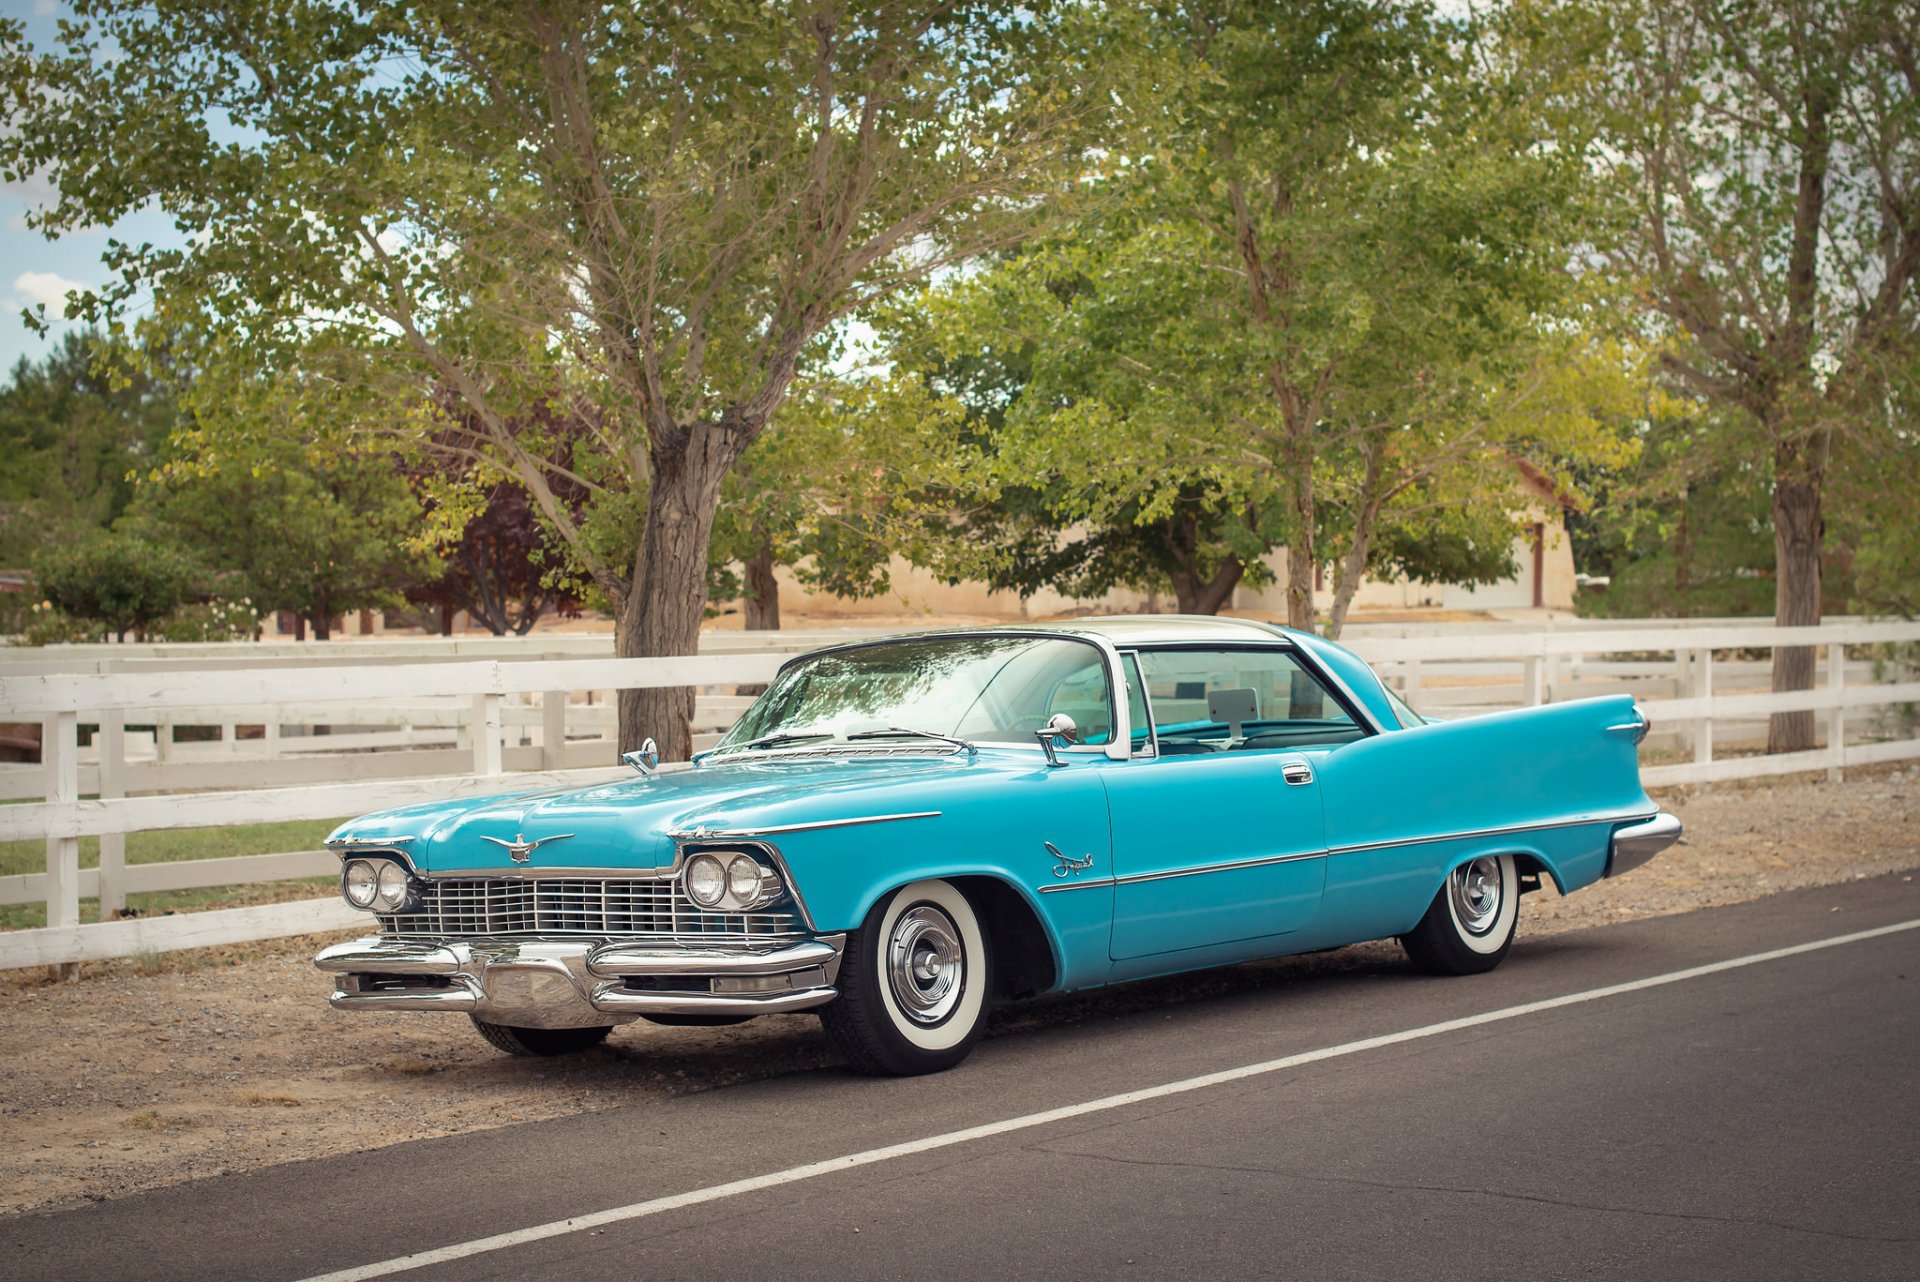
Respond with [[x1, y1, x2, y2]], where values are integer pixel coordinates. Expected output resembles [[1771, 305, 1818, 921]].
[[1020, 615, 1293, 645]]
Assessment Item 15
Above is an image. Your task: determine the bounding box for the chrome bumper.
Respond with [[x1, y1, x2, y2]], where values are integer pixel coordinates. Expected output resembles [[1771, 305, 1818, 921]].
[[1606, 813, 1683, 879], [314, 935, 844, 1029]]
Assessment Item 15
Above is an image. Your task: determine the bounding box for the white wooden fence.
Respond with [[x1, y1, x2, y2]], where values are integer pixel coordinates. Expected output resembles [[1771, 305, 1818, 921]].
[[1, 618, 1917, 970]]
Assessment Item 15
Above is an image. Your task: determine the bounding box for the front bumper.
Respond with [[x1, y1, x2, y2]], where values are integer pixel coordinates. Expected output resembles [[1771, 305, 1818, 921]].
[[314, 935, 844, 1029], [1606, 813, 1683, 879]]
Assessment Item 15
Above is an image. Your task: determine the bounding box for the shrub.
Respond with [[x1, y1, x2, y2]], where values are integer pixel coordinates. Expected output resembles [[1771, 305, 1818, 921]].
[[31, 532, 204, 640]]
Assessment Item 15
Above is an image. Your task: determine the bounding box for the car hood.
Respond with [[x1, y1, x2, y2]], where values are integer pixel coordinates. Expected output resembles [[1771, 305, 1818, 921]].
[[326, 753, 1023, 875]]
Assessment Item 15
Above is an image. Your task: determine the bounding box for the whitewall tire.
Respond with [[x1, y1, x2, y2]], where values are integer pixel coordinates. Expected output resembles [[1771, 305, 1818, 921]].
[[819, 879, 990, 1076], [1399, 854, 1519, 975]]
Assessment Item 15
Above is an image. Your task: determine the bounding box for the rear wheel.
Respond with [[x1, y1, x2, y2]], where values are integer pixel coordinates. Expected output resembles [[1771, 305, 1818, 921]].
[[1399, 854, 1518, 975], [819, 878, 990, 1076], [470, 1018, 614, 1057]]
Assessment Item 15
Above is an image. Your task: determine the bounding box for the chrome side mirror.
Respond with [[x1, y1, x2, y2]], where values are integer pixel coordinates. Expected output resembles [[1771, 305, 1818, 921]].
[[622, 737, 659, 776], [1036, 713, 1078, 768]]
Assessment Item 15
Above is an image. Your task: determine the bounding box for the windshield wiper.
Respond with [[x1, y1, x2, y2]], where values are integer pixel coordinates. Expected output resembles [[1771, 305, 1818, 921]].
[[726, 730, 836, 753], [845, 725, 977, 754]]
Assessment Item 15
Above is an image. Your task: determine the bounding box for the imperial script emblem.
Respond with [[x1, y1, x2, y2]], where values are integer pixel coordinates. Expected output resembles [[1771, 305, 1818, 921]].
[[479, 832, 575, 864]]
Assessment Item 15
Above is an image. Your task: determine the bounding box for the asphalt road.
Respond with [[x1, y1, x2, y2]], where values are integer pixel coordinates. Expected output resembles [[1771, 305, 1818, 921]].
[[9, 874, 1919, 1282]]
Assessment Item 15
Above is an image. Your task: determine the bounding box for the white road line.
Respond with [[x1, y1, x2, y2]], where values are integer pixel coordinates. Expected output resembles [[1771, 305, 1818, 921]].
[[295, 918, 1920, 1282]]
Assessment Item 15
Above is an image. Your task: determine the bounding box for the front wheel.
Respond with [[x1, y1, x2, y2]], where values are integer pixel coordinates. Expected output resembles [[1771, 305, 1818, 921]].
[[819, 879, 990, 1076], [470, 1018, 614, 1057], [1399, 854, 1519, 975]]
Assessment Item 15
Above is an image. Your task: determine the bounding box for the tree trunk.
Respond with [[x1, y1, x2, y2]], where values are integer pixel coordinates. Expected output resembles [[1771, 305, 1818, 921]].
[[743, 538, 780, 630], [1167, 555, 1244, 615], [1284, 461, 1316, 633], [1767, 464, 1823, 754], [616, 427, 742, 760]]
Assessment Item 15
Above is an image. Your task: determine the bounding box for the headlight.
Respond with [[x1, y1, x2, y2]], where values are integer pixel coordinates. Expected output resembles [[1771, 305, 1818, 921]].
[[342, 860, 379, 909], [727, 854, 763, 903], [682, 851, 784, 911], [374, 860, 413, 911], [684, 853, 728, 907]]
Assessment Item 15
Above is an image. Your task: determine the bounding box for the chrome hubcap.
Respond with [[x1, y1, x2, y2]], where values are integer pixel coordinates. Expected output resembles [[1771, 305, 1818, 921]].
[[887, 905, 964, 1025], [1450, 857, 1503, 936]]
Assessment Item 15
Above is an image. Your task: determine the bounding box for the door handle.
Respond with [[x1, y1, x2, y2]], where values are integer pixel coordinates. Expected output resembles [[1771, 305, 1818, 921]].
[[1282, 762, 1313, 786]]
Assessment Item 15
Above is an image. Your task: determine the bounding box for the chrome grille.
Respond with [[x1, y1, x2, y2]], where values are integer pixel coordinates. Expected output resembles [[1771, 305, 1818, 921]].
[[377, 877, 804, 944]]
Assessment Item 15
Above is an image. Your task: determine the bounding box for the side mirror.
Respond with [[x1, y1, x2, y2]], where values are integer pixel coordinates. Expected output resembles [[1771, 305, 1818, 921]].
[[622, 737, 660, 776], [1035, 713, 1078, 768]]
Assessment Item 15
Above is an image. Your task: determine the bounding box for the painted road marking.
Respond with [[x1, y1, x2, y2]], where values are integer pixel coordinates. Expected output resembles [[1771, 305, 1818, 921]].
[[295, 918, 1920, 1282]]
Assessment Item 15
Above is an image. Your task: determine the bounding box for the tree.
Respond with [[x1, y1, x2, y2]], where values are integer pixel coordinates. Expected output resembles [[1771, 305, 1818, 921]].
[[405, 478, 579, 636], [0, 331, 178, 565], [886, 0, 1638, 636], [1544, 0, 1920, 750], [2, 2, 1134, 757], [136, 436, 433, 641], [32, 530, 202, 641]]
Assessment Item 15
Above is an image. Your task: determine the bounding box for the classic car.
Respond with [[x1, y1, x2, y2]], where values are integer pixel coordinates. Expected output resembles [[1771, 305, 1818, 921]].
[[315, 617, 1681, 1075]]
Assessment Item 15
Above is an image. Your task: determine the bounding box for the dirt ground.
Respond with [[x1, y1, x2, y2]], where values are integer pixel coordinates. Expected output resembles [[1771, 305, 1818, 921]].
[[2, 763, 1916, 1218]]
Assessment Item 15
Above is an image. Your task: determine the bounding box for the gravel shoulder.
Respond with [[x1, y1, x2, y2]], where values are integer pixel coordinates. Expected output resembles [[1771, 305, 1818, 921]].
[[2, 764, 1915, 1218]]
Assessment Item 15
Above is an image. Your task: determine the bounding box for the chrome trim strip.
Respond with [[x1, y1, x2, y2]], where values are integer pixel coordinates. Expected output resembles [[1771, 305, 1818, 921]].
[[411, 863, 681, 881], [1037, 877, 1118, 895], [1114, 848, 1326, 886], [1328, 809, 1660, 857], [590, 987, 838, 1016], [670, 811, 940, 839], [326, 835, 417, 848]]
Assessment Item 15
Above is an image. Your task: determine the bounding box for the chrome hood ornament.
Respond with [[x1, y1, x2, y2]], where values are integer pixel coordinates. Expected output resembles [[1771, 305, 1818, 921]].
[[479, 832, 576, 864]]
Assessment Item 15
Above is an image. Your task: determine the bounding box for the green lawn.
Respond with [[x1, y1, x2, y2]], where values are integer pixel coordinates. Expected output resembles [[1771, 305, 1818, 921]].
[[1, 816, 352, 931]]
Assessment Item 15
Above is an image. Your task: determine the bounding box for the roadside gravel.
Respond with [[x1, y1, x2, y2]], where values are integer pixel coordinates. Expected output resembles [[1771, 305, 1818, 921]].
[[2, 763, 1915, 1218]]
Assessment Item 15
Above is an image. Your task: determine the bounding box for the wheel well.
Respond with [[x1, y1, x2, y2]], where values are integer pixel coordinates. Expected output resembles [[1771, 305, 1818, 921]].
[[1511, 853, 1557, 895], [950, 876, 1058, 1002]]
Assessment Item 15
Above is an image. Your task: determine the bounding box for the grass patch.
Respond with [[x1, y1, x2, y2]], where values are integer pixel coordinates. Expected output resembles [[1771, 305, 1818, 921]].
[[125, 1110, 193, 1131], [0, 816, 351, 878], [231, 1090, 303, 1108], [0, 876, 339, 931], [0, 815, 351, 930]]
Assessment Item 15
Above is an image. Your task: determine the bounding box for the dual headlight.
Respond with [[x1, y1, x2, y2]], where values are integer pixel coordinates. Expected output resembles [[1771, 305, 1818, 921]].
[[340, 858, 418, 913], [681, 851, 782, 912]]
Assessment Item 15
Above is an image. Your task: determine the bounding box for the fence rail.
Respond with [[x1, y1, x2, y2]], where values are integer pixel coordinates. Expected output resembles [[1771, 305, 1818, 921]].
[[2, 618, 1916, 970]]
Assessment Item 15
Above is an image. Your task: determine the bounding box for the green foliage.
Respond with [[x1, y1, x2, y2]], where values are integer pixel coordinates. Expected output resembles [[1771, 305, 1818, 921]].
[[0, 330, 179, 566], [880, 1, 1641, 628], [148, 597, 263, 642], [133, 434, 433, 639], [31, 530, 203, 640], [0, 0, 1140, 672]]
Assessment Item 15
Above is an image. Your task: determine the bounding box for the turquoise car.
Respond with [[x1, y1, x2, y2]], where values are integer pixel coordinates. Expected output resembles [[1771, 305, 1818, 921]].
[[315, 617, 1681, 1075]]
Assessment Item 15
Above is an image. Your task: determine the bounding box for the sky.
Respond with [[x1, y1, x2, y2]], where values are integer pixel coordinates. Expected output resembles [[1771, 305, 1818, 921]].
[[0, 0, 187, 377]]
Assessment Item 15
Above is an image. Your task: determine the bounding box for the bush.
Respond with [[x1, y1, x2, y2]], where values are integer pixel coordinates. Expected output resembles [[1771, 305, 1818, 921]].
[[17, 600, 98, 646], [32, 532, 204, 640], [150, 597, 262, 642]]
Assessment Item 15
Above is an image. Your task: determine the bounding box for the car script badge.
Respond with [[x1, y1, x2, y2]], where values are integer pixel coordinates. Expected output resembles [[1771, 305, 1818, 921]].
[[480, 832, 575, 864]]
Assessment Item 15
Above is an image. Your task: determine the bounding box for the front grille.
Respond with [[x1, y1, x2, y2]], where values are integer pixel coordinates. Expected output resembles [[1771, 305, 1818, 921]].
[[376, 877, 805, 944]]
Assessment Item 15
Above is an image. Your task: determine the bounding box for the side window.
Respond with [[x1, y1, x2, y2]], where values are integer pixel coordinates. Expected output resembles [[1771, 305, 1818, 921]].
[[1134, 648, 1363, 753]]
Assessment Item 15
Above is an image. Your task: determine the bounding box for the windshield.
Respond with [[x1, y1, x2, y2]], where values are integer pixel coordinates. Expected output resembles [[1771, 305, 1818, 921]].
[[713, 635, 1116, 753]]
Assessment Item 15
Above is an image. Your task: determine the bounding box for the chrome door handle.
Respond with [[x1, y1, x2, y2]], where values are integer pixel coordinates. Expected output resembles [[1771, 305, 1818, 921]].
[[1282, 762, 1313, 786]]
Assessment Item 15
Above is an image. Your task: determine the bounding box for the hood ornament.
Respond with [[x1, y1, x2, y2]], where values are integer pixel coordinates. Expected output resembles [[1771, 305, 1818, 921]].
[[480, 832, 575, 864]]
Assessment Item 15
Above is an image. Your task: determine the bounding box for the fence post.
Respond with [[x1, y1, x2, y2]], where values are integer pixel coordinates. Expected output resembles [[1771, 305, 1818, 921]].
[[542, 690, 568, 771], [471, 692, 503, 775], [1827, 641, 1845, 783], [1694, 649, 1714, 774], [1523, 655, 1544, 706], [97, 709, 127, 920], [42, 710, 80, 980], [1403, 659, 1422, 707]]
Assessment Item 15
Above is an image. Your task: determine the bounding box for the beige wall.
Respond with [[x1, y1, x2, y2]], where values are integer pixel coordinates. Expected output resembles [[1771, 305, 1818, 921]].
[[740, 500, 1573, 622]]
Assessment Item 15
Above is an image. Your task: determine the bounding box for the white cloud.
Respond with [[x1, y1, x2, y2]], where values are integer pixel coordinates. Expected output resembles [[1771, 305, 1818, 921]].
[[34, 2, 60, 17], [11, 270, 89, 311]]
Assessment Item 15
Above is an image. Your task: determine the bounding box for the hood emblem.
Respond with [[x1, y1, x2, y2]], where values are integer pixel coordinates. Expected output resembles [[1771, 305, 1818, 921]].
[[480, 832, 575, 864]]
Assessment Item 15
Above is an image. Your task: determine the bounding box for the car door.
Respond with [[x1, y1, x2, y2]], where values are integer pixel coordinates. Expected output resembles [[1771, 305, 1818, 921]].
[[1101, 646, 1343, 962]]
